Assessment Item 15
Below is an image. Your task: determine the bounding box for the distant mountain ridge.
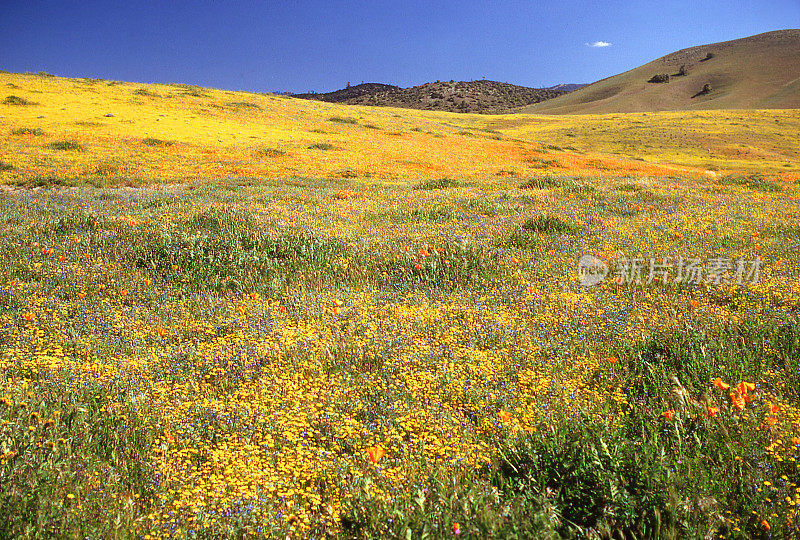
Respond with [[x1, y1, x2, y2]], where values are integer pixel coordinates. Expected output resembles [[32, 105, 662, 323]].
[[292, 80, 582, 114], [524, 29, 800, 114]]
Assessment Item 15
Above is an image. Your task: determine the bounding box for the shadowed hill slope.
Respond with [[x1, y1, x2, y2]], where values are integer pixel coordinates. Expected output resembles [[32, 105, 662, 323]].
[[524, 29, 800, 114]]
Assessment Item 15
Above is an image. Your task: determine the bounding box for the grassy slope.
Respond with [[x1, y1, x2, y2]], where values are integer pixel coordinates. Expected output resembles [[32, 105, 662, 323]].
[[3, 71, 800, 189], [0, 72, 700, 186], [525, 29, 800, 115], [486, 109, 800, 175]]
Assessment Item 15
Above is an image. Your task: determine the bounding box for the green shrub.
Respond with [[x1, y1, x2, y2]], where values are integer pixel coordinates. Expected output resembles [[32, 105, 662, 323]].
[[47, 140, 85, 151], [648, 74, 670, 83], [225, 101, 261, 110], [3, 95, 36, 106], [308, 143, 335, 151], [520, 215, 577, 234], [141, 138, 174, 147], [11, 127, 44, 135], [133, 88, 160, 97], [414, 177, 460, 190], [328, 116, 359, 125]]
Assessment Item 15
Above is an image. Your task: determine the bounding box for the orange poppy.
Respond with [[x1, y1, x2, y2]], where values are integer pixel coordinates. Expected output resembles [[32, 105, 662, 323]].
[[730, 392, 745, 410], [144, 278, 153, 286], [23, 312, 35, 322], [761, 519, 770, 531], [661, 410, 675, 420], [366, 446, 386, 464], [736, 381, 755, 395], [452, 522, 461, 535], [707, 406, 718, 418], [278, 305, 286, 313], [120, 289, 129, 297], [791, 436, 800, 445], [607, 356, 618, 364], [156, 327, 167, 337], [497, 410, 513, 423], [712, 377, 729, 391], [770, 404, 779, 414], [78, 293, 85, 299]]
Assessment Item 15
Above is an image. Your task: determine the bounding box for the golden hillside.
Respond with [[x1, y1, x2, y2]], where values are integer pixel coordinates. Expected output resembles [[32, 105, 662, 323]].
[[1, 71, 799, 187]]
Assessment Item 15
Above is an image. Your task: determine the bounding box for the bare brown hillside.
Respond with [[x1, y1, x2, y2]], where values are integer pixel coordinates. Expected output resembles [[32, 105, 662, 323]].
[[524, 29, 800, 114]]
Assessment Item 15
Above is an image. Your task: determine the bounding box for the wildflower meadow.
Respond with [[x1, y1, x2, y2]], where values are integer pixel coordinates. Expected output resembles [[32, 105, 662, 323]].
[[1, 72, 799, 538]]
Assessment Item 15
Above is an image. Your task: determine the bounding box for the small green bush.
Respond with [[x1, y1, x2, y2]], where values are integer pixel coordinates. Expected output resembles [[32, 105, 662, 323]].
[[519, 176, 564, 189], [308, 143, 335, 151], [133, 88, 160, 97], [11, 127, 44, 136], [3, 95, 36, 106], [225, 101, 261, 110], [141, 138, 174, 147], [328, 116, 359, 125], [47, 140, 85, 151], [521, 215, 577, 234], [648, 74, 670, 83], [414, 178, 460, 190]]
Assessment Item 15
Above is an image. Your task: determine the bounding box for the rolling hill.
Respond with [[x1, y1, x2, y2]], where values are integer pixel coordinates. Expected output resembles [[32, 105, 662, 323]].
[[293, 79, 569, 114], [523, 29, 800, 114]]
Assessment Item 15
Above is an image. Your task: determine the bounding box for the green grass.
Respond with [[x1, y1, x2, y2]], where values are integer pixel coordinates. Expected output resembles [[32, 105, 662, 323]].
[[337, 317, 800, 538], [719, 174, 782, 193], [0, 181, 797, 539], [519, 176, 566, 189]]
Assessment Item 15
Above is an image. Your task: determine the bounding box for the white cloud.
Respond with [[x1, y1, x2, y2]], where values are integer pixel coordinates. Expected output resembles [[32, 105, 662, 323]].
[[587, 41, 612, 48]]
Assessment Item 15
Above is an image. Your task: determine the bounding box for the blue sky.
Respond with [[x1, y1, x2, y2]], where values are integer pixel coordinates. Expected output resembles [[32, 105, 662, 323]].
[[1, 1, 798, 93]]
